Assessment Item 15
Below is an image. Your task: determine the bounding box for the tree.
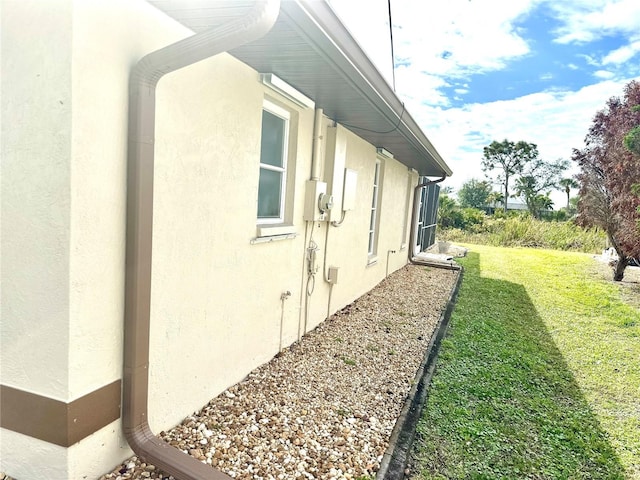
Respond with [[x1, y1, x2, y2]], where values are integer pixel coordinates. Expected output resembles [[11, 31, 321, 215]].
[[437, 193, 461, 229], [633, 184, 640, 233], [573, 147, 622, 275], [487, 191, 504, 203], [559, 178, 579, 211], [624, 107, 640, 234], [513, 177, 552, 218], [486, 191, 504, 210], [624, 125, 640, 155], [512, 158, 568, 218], [458, 178, 492, 209], [482, 140, 539, 212], [573, 80, 640, 281]]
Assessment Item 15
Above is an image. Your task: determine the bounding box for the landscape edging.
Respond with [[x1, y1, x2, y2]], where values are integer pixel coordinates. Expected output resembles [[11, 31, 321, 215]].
[[377, 265, 464, 480]]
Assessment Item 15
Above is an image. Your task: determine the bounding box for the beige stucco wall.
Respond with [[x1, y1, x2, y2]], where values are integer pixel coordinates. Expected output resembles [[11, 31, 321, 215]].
[[1, 0, 192, 478], [1, 0, 422, 478], [1, 1, 74, 476], [147, 52, 318, 431], [1, 0, 73, 402]]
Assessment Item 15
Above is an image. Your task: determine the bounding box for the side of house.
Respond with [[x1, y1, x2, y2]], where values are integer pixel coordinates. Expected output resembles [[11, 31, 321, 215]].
[[0, 1, 451, 479]]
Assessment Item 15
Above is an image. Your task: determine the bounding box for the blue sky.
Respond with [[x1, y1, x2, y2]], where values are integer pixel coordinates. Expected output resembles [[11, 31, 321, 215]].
[[329, 0, 640, 207]]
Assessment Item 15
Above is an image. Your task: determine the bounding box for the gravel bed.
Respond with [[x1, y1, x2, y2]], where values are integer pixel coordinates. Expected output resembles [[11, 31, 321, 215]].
[[100, 264, 459, 480]]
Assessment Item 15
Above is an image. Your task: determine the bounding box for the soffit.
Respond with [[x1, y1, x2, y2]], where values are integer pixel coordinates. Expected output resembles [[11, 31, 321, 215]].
[[146, 0, 452, 177]]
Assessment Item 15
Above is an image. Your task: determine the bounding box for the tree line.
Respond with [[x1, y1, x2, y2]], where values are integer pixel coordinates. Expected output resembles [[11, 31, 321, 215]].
[[448, 79, 639, 281]]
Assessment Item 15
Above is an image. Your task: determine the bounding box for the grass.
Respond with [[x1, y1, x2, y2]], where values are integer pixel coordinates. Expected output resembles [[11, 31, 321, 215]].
[[439, 217, 607, 253], [410, 244, 640, 479]]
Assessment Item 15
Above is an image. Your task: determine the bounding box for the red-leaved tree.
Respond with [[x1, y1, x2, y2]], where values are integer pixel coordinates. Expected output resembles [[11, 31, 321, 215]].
[[573, 80, 640, 281]]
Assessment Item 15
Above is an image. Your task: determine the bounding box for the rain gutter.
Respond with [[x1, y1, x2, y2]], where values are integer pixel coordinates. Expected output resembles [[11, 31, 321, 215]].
[[123, 2, 280, 479], [407, 176, 461, 271], [291, 1, 453, 178]]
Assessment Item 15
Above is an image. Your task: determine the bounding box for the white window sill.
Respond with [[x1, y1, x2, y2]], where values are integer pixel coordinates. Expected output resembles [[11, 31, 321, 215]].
[[367, 255, 378, 267], [251, 224, 297, 244], [400, 243, 407, 251]]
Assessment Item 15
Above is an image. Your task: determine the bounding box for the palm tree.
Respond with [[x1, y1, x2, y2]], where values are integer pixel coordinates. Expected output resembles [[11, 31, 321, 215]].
[[559, 178, 579, 211], [486, 191, 505, 211]]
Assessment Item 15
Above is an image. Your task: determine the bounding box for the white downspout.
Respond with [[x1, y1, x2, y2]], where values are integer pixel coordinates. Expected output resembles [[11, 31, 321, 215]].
[[310, 107, 324, 180]]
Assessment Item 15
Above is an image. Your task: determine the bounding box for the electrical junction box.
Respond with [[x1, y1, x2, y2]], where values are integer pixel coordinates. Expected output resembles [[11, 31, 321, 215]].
[[328, 266, 339, 284], [342, 169, 358, 211], [304, 179, 328, 221]]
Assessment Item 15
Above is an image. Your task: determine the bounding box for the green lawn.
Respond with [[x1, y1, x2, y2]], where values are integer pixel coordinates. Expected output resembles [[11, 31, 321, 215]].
[[410, 244, 640, 479]]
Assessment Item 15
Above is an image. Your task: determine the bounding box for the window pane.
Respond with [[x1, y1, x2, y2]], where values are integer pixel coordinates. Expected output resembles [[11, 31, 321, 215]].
[[261, 110, 285, 168], [258, 168, 282, 218], [368, 161, 381, 255]]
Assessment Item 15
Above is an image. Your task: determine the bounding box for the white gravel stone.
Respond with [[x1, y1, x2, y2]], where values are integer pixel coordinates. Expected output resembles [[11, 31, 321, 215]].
[[99, 265, 458, 480]]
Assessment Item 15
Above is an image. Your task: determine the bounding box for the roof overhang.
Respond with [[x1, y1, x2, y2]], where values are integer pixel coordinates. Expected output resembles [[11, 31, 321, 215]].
[[147, 0, 452, 177]]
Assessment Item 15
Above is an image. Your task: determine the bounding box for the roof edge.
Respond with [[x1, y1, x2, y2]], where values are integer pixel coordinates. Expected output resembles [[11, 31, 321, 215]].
[[292, 0, 452, 177]]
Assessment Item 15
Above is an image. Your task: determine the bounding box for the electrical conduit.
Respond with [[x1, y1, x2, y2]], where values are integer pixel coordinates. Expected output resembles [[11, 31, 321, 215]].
[[123, 2, 280, 479]]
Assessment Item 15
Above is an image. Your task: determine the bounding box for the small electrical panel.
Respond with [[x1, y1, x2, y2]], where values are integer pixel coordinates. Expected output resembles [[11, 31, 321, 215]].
[[342, 169, 358, 211]]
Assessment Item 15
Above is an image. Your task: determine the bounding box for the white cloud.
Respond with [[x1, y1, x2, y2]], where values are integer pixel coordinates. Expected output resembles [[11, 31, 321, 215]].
[[328, 0, 640, 209], [551, 0, 640, 44], [413, 79, 633, 205], [327, 0, 394, 83], [602, 39, 640, 65], [395, 68, 451, 107], [593, 70, 616, 79], [391, 0, 535, 78], [577, 54, 600, 67], [331, 0, 538, 80]]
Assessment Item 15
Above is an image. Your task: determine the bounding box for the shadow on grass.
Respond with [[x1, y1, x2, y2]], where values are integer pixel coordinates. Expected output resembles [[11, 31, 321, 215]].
[[410, 252, 626, 480]]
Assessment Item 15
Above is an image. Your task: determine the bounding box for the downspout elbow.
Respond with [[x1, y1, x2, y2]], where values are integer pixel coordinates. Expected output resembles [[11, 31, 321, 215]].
[[126, 422, 232, 479]]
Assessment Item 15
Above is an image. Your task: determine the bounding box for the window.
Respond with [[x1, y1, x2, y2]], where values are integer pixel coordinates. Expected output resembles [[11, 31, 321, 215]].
[[258, 101, 290, 223], [368, 159, 382, 259]]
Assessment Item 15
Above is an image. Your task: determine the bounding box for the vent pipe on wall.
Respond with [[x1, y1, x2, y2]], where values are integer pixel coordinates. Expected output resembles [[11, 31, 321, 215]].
[[310, 107, 324, 181], [123, 2, 280, 479]]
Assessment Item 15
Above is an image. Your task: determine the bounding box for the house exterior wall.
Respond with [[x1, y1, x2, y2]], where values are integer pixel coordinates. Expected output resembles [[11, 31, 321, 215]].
[[1, 0, 73, 403], [1, 1, 421, 478], [1, 1, 74, 477]]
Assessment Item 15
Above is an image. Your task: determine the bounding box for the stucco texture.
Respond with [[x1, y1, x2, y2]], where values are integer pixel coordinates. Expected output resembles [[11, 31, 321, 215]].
[[1, 0, 421, 478]]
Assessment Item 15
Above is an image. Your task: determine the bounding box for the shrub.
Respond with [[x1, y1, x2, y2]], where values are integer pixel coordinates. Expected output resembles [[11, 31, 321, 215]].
[[438, 216, 606, 253]]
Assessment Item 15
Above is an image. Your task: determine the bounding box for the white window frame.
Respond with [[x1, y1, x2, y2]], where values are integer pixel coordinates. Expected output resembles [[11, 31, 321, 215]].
[[258, 100, 290, 224], [368, 159, 382, 260]]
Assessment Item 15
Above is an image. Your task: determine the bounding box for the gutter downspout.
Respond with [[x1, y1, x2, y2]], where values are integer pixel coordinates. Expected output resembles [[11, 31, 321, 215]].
[[123, 2, 280, 479], [407, 175, 460, 271]]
